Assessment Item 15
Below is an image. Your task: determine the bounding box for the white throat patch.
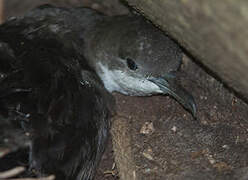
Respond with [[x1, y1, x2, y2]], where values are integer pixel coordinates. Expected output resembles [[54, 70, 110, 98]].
[[96, 62, 162, 96]]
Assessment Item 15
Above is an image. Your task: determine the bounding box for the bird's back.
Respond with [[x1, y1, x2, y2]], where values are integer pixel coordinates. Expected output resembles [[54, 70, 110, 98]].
[[0, 5, 114, 180]]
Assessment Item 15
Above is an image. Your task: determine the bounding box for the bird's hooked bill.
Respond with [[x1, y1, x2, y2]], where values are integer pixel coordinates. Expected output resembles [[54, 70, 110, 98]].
[[148, 76, 197, 118]]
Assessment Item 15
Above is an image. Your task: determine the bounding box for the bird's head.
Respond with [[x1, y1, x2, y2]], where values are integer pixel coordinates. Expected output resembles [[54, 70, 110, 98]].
[[85, 16, 196, 117]]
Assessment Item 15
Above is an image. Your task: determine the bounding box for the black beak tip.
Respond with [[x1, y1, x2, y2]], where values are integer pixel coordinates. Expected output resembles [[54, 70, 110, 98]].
[[184, 93, 197, 119], [190, 99, 197, 119]]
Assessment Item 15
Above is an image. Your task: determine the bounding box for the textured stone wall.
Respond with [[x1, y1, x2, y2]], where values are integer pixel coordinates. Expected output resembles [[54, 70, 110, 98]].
[[126, 0, 248, 101]]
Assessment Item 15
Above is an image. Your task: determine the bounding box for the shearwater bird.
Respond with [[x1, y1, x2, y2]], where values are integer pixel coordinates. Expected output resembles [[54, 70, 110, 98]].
[[0, 5, 196, 180]]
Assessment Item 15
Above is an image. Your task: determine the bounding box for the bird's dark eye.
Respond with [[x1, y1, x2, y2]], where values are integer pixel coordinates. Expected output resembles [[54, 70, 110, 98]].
[[126, 58, 138, 70]]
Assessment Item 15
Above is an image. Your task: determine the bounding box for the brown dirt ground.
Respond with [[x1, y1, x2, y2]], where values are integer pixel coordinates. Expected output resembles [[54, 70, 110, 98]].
[[112, 55, 248, 180]]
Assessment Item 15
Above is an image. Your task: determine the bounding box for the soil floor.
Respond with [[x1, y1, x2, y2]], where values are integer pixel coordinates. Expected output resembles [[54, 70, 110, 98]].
[[111, 55, 248, 180]]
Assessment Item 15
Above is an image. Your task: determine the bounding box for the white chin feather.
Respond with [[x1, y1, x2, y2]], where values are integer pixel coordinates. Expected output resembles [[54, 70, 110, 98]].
[[96, 62, 162, 96]]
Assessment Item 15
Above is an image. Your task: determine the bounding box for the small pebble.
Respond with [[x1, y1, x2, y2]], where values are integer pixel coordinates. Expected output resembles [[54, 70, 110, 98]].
[[222, 144, 229, 149], [171, 126, 177, 132], [140, 122, 155, 134], [142, 148, 154, 160], [144, 168, 151, 173]]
